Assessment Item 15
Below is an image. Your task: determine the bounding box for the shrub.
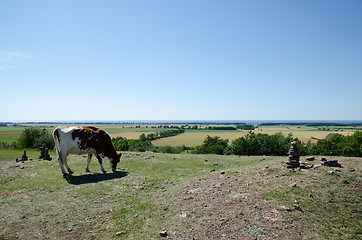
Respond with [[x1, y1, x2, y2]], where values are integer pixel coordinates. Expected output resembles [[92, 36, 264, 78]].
[[17, 127, 54, 149]]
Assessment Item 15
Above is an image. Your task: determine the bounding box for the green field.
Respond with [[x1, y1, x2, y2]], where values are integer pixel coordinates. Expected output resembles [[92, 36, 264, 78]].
[[0, 149, 361, 239], [0, 124, 359, 147]]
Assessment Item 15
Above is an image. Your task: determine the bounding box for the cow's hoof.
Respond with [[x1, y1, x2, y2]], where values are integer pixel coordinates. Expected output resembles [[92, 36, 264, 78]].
[[68, 170, 74, 175], [86, 169, 91, 172], [102, 170, 107, 174]]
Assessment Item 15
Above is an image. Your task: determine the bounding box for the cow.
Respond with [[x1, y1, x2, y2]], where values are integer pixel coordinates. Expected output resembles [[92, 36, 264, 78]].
[[53, 126, 122, 175]]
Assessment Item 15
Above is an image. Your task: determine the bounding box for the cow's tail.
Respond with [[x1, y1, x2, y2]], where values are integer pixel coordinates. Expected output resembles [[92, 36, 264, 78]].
[[52, 127, 61, 158]]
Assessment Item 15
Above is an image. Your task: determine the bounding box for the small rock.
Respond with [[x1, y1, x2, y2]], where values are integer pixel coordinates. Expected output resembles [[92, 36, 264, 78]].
[[289, 183, 297, 188], [68, 229, 72, 232], [211, 169, 215, 172], [340, 179, 349, 184], [160, 230, 167, 237], [293, 204, 302, 211], [220, 171, 225, 175], [349, 168, 355, 172], [329, 170, 335, 174], [280, 206, 291, 211], [116, 231, 126, 236]]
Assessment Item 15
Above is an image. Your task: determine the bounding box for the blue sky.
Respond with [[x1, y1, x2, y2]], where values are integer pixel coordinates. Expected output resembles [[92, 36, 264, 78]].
[[1, 0, 361, 121]]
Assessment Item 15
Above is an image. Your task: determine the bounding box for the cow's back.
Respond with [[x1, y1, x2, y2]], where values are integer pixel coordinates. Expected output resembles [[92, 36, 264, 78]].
[[53, 126, 96, 155]]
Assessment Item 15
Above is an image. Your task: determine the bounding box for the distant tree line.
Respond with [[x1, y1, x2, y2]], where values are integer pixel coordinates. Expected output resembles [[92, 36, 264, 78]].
[[236, 124, 255, 130], [112, 128, 186, 153], [260, 122, 362, 127], [1, 127, 361, 157], [204, 126, 237, 130]]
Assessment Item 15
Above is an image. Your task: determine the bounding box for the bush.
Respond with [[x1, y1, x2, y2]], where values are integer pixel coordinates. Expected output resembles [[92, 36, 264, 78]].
[[313, 131, 361, 157], [17, 127, 54, 149], [194, 135, 229, 155]]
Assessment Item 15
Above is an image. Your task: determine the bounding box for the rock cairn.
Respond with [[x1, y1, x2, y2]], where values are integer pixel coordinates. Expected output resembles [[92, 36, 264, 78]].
[[39, 143, 52, 160], [16, 150, 28, 162], [286, 141, 300, 168]]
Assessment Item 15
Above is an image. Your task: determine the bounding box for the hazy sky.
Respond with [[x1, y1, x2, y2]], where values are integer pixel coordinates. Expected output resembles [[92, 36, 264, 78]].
[[1, 0, 361, 121]]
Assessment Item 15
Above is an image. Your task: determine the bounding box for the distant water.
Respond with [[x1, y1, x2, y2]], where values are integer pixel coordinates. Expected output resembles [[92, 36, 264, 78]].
[[11, 120, 360, 124]]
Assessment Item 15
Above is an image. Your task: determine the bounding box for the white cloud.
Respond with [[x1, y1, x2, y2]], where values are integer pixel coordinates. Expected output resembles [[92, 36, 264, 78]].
[[0, 66, 16, 71], [0, 51, 32, 70]]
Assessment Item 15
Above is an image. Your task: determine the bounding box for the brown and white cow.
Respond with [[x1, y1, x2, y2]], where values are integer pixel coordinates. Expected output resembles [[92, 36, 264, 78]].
[[53, 126, 122, 175]]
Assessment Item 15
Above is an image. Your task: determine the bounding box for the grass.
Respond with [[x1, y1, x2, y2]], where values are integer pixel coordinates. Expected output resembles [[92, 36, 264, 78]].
[[0, 133, 21, 144], [0, 149, 361, 239]]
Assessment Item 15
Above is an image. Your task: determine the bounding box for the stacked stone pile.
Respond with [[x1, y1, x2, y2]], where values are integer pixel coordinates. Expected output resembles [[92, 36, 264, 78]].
[[16, 150, 28, 162], [286, 141, 300, 168], [39, 143, 52, 161]]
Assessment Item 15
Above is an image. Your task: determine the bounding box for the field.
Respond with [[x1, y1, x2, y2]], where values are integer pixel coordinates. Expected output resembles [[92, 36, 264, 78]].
[[0, 124, 358, 146], [153, 127, 356, 147], [0, 149, 361, 239]]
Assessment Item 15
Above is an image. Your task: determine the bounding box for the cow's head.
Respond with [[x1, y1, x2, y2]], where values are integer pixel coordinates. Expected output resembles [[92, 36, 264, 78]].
[[110, 152, 122, 172]]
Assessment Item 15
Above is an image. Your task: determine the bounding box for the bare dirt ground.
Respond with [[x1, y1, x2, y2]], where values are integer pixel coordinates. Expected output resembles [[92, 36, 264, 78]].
[[163, 158, 361, 239], [0, 153, 361, 240]]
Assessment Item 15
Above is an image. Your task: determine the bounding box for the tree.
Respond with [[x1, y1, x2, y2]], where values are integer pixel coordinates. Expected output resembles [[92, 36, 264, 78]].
[[194, 135, 228, 155], [17, 127, 54, 149]]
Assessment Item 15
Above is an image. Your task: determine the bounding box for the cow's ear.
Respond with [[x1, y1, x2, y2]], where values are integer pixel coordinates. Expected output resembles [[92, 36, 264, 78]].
[[118, 153, 122, 158]]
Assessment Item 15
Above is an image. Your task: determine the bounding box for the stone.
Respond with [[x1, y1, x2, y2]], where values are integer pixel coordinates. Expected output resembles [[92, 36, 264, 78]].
[[39, 143, 52, 160], [306, 156, 315, 161], [293, 204, 302, 211], [20, 151, 28, 162], [116, 231, 126, 236], [300, 162, 314, 169], [160, 230, 167, 237], [279, 205, 291, 211], [286, 141, 300, 168], [340, 179, 349, 184], [321, 159, 341, 167]]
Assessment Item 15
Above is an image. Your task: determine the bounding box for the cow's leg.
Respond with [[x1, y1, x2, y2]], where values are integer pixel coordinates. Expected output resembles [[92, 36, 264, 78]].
[[63, 154, 74, 175], [57, 152, 67, 175], [85, 154, 92, 172], [95, 154, 106, 173]]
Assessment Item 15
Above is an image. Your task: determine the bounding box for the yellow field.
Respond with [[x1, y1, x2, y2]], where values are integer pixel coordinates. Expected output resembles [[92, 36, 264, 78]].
[[153, 129, 355, 147], [0, 124, 358, 147]]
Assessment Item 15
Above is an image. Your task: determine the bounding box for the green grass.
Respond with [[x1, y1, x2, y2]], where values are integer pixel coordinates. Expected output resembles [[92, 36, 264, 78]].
[[0, 149, 361, 239], [0, 133, 21, 143]]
